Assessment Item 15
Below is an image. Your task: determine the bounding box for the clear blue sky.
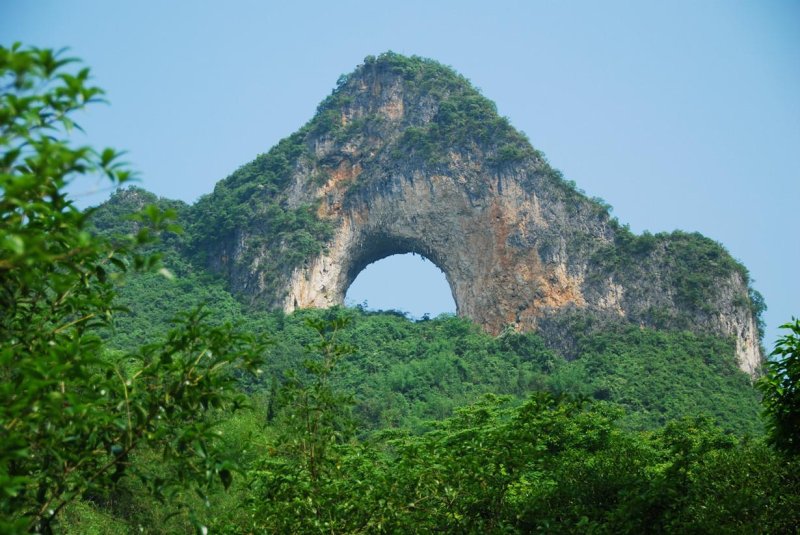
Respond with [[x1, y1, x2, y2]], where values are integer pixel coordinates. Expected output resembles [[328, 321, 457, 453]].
[[3, 1, 797, 349]]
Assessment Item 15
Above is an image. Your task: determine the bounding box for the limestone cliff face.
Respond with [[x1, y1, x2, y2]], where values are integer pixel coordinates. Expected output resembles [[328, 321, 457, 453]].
[[198, 53, 763, 376]]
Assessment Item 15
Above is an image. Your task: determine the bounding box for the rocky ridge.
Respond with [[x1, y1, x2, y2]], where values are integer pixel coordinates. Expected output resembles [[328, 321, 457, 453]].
[[190, 53, 764, 375]]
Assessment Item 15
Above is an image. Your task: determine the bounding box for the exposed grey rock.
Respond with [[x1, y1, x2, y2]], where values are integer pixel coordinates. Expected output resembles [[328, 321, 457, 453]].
[[200, 53, 763, 376]]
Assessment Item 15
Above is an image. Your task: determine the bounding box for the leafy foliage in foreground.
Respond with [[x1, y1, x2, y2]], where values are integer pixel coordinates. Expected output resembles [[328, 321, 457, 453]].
[[225, 319, 799, 533], [233, 393, 799, 534], [60, 318, 797, 534], [0, 44, 263, 533], [760, 318, 800, 454]]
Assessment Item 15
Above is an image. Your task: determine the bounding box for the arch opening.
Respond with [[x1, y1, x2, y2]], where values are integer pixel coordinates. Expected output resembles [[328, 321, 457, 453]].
[[344, 253, 456, 319]]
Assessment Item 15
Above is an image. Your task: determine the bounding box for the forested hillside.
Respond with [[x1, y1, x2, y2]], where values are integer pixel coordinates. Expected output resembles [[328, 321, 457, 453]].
[[91, 187, 763, 437], [3, 44, 798, 534]]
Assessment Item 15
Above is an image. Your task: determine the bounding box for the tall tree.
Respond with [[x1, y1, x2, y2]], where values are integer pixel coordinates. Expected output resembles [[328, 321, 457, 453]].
[[759, 318, 800, 454], [0, 44, 263, 533]]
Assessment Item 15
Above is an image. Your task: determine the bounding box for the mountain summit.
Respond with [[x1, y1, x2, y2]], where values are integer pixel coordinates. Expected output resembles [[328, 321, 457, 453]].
[[188, 52, 763, 374]]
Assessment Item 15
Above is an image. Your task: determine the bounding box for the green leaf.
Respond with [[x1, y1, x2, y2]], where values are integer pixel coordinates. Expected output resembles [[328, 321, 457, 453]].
[[2, 234, 24, 255]]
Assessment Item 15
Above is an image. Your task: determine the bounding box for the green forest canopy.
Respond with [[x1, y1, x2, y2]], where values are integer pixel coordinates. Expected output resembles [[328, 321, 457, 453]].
[[2, 44, 798, 534]]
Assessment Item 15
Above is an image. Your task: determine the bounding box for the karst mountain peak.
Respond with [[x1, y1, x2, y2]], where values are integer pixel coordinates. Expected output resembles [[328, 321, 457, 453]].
[[184, 52, 765, 375]]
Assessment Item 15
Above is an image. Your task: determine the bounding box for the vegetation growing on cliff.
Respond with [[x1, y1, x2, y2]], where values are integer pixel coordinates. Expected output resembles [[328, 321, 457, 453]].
[[344, 53, 539, 168], [185, 129, 334, 301], [83, 51, 766, 437], [4, 45, 793, 533], [177, 50, 766, 342], [589, 222, 766, 336]]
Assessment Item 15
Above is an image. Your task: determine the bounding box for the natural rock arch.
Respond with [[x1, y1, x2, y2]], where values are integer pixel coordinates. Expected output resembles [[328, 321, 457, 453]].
[[282, 167, 587, 337], [202, 53, 763, 375]]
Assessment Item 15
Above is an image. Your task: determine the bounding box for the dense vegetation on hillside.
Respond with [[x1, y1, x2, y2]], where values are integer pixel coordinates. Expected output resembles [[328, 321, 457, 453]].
[[3, 45, 797, 534], [88, 189, 764, 437], [58, 315, 800, 533], [87, 195, 763, 436]]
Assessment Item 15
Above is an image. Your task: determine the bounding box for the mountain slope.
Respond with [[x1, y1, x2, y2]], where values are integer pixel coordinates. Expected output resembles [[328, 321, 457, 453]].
[[85, 54, 767, 436], [185, 52, 764, 375]]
